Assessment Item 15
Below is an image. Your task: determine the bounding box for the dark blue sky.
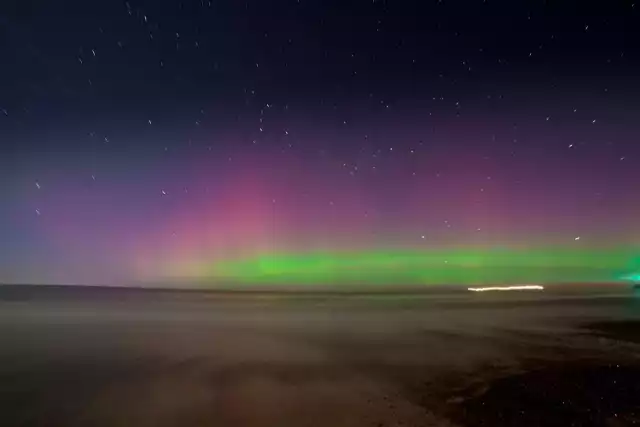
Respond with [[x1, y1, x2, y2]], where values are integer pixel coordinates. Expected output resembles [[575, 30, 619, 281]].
[[1, 0, 639, 285]]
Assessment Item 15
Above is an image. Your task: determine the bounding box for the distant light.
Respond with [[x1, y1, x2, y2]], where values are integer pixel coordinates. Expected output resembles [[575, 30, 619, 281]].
[[468, 285, 544, 292]]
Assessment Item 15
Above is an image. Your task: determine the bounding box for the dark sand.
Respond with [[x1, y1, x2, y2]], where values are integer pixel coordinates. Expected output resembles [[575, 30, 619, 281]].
[[0, 286, 639, 426]]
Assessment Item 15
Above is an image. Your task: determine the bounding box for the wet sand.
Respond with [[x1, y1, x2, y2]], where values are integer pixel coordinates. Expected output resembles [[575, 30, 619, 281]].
[[0, 286, 639, 426]]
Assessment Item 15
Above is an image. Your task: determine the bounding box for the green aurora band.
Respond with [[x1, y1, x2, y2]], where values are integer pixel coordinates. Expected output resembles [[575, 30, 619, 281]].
[[176, 248, 640, 287]]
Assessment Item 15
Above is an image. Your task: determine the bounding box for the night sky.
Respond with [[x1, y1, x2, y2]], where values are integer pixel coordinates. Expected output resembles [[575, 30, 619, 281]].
[[1, 0, 639, 286]]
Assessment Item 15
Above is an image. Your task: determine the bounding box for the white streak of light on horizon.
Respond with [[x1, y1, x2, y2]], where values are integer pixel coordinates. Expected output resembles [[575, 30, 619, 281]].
[[468, 285, 545, 292]]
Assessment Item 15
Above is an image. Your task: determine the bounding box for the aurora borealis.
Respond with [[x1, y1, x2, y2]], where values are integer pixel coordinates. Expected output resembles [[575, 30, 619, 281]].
[[2, 0, 640, 287], [5, 140, 637, 287], [185, 249, 640, 287]]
